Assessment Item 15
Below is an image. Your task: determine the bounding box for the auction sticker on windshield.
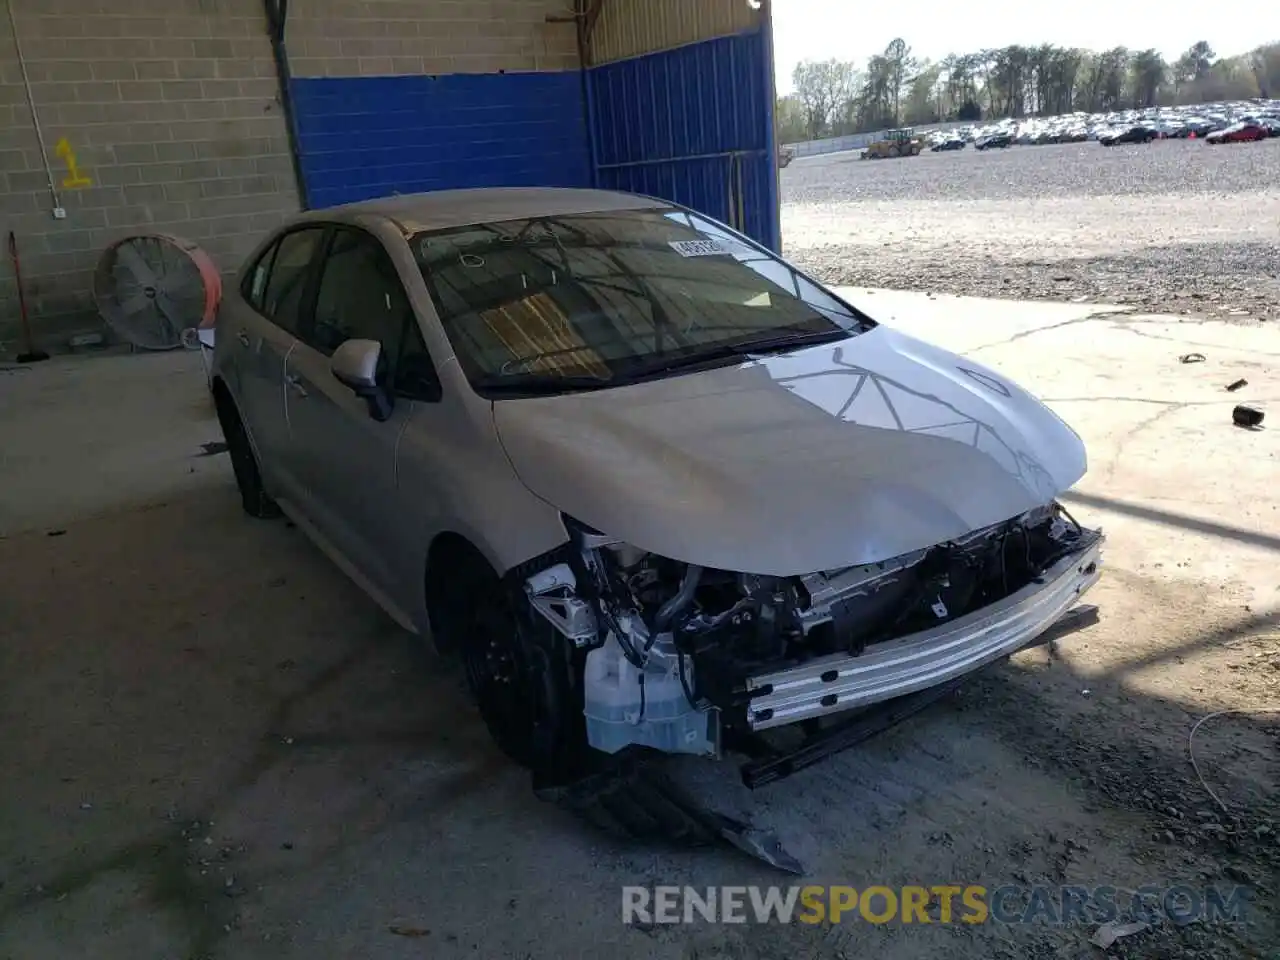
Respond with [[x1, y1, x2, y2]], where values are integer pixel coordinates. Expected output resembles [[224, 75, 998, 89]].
[[669, 238, 730, 257]]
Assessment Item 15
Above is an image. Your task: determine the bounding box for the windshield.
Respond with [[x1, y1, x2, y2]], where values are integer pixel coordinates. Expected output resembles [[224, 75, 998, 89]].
[[411, 208, 872, 396]]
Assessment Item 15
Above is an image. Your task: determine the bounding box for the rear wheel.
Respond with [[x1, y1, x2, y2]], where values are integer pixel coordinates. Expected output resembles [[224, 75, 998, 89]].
[[214, 388, 281, 520]]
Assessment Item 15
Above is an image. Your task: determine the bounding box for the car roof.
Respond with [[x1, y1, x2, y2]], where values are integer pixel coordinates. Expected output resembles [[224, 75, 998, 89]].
[[297, 187, 669, 235]]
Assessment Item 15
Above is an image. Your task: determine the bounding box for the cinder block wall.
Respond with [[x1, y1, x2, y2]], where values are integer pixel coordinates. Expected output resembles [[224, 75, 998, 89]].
[[0, 0, 299, 356], [0, 0, 581, 358], [287, 0, 578, 77]]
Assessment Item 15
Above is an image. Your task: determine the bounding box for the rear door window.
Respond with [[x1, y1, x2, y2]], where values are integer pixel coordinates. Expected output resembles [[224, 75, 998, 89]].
[[260, 228, 325, 335], [243, 241, 278, 311]]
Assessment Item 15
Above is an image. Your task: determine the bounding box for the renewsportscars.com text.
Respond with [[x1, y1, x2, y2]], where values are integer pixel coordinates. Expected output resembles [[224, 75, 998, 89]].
[[622, 884, 1250, 926]]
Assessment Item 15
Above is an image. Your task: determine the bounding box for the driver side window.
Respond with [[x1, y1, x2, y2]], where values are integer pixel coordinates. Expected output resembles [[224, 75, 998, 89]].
[[309, 229, 408, 356], [305, 228, 441, 401]]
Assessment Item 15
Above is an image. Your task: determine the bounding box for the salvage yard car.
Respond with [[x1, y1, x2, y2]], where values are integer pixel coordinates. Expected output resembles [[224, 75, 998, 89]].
[[974, 131, 1013, 150], [1098, 124, 1158, 145], [212, 187, 1103, 822], [1205, 120, 1269, 143], [929, 132, 967, 151]]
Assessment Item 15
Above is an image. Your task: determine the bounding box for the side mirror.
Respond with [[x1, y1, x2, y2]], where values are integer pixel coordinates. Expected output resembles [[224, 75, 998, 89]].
[[331, 338, 393, 421]]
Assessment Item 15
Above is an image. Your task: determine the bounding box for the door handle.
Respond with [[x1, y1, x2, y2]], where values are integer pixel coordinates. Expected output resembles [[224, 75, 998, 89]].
[[285, 373, 308, 398], [236, 332, 250, 348]]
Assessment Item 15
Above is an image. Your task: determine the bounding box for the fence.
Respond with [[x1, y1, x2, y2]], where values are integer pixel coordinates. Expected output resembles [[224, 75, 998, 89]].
[[784, 120, 972, 157]]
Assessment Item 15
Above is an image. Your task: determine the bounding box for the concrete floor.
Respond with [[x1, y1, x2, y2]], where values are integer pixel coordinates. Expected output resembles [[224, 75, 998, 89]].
[[1, 292, 1276, 959]]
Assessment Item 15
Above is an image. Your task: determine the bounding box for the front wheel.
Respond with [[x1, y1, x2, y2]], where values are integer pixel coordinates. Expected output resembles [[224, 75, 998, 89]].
[[432, 554, 585, 771]]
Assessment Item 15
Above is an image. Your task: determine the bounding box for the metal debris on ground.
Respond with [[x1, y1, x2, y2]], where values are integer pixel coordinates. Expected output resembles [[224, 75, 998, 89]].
[[1090, 919, 1150, 948], [1179, 352, 1206, 363], [1224, 378, 1248, 392], [1187, 707, 1280, 813], [1231, 405, 1264, 428], [388, 925, 431, 938], [536, 755, 805, 875]]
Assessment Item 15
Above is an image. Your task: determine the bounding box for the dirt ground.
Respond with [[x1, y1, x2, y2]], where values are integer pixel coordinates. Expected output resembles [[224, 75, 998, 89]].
[[783, 139, 1280, 322], [1, 291, 1277, 960]]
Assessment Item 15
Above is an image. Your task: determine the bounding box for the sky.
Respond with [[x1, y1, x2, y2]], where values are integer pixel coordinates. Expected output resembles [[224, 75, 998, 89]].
[[772, 0, 1267, 93]]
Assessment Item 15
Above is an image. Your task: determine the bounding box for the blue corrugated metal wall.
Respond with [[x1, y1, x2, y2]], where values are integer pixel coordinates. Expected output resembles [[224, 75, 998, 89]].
[[291, 72, 591, 209], [287, 31, 779, 252], [587, 30, 780, 252]]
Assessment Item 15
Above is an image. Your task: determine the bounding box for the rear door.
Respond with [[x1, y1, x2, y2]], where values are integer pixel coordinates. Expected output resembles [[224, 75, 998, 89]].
[[283, 226, 435, 600], [230, 226, 326, 503]]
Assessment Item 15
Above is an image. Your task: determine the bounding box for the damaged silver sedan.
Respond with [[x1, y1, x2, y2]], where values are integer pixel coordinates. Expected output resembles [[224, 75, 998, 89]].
[[212, 187, 1102, 836]]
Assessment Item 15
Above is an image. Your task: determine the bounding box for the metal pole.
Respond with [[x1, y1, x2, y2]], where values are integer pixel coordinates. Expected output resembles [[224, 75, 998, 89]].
[[264, 0, 310, 209], [5, 0, 62, 215], [758, 0, 783, 253], [573, 0, 601, 188]]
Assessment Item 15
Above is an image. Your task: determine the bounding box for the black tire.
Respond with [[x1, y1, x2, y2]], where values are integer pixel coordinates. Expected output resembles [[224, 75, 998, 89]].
[[214, 389, 281, 519], [430, 552, 586, 772]]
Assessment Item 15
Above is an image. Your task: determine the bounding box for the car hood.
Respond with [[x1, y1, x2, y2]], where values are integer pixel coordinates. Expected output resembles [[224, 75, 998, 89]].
[[492, 326, 1087, 576]]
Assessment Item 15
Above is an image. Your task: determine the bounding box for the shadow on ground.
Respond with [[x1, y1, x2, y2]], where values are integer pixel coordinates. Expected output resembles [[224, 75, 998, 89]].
[[0, 478, 1275, 960]]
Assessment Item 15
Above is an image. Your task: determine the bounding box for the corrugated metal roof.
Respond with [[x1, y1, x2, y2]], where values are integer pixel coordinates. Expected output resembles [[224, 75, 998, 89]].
[[590, 0, 761, 65]]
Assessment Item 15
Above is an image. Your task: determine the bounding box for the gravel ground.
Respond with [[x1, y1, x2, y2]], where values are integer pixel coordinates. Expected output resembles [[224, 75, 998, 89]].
[[783, 138, 1280, 321]]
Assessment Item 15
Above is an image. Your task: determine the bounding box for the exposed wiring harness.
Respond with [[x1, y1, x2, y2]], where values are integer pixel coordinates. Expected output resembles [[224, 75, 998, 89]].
[[562, 531, 648, 668]]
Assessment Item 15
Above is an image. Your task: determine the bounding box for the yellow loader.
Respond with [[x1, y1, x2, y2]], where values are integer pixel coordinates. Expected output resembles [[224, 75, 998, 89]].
[[860, 128, 924, 159]]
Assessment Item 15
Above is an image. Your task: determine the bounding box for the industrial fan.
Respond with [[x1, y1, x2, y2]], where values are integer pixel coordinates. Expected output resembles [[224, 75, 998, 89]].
[[93, 234, 221, 350]]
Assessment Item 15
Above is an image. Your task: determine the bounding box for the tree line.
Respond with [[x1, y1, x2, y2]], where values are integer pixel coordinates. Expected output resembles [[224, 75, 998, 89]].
[[779, 39, 1280, 142]]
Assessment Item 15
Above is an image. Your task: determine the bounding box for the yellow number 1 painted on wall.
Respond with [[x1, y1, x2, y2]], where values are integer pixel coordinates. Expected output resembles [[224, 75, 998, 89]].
[[55, 137, 92, 188]]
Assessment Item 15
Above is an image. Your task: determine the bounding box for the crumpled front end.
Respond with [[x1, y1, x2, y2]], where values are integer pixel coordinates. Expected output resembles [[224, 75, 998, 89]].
[[744, 528, 1102, 729], [518, 503, 1102, 771]]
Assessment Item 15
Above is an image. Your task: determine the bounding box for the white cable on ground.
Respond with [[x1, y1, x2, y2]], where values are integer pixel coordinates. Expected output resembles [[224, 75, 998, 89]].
[[1187, 707, 1280, 813]]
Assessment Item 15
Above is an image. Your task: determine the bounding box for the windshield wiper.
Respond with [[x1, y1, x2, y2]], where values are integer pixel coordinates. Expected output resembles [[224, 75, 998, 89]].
[[619, 327, 853, 379], [474, 373, 614, 396], [725, 327, 853, 354]]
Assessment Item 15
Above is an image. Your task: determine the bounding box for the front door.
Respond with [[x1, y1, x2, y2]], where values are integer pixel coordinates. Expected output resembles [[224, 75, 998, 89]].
[[282, 227, 423, 601]]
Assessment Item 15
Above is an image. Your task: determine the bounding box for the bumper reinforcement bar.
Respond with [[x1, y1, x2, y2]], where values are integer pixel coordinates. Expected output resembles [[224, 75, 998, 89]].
[[739, 602, 1100, 789], [744, 534, 1103, 730]]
